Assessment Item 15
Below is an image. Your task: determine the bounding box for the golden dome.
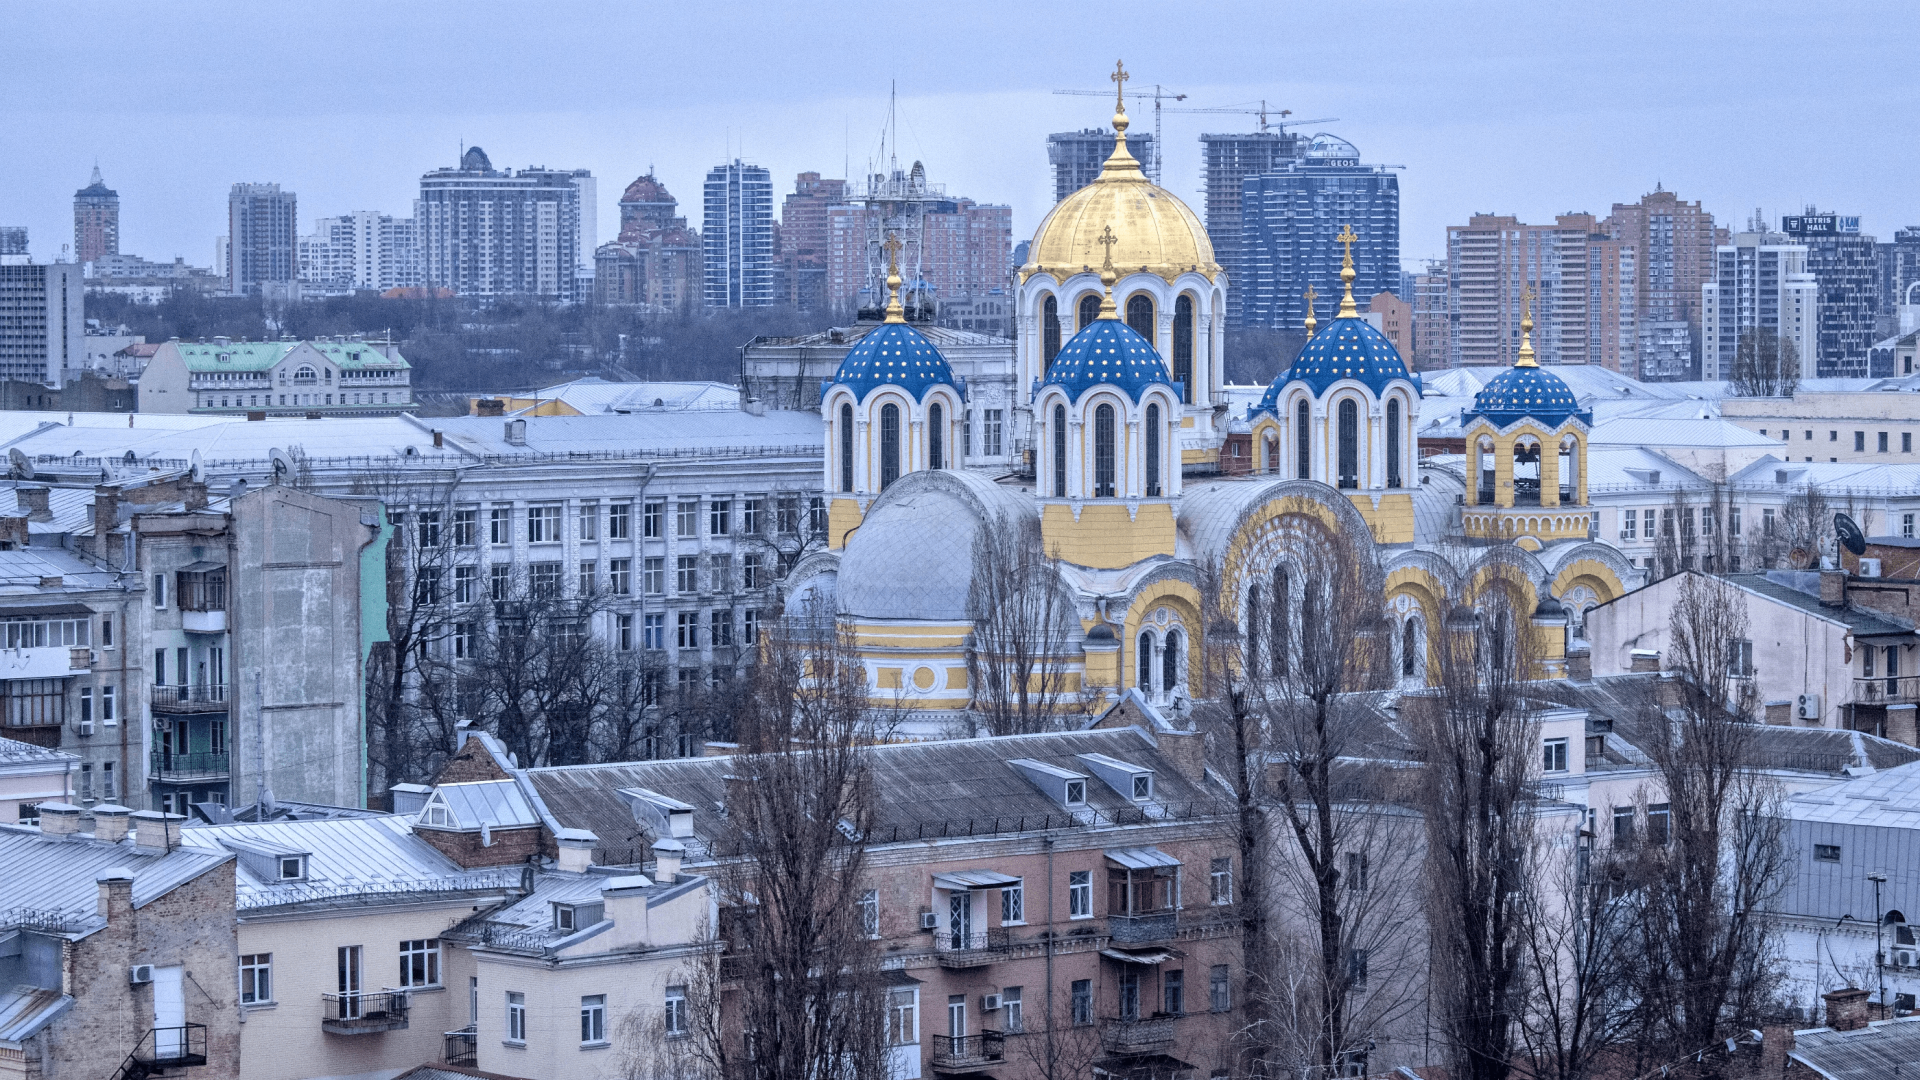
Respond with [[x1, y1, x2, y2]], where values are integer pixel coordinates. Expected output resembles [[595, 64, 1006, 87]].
[[1021, 87, 1220, 286]]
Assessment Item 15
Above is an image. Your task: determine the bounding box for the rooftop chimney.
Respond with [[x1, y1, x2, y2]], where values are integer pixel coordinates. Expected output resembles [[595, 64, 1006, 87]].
[[555, 828, 598, 874], [15, 487, 50, 521], [504, 418, 527, 446], [130, 809, 184, 853], [92, 804, 132, 843], [96, 867, 134, 921], [1629, 649, 1661, 674], [38, 801, 82, 837], [474, 398, 505, 417], [1820, 569, 1848, 607], [652, 838, 684, 883], [1823, 987, 1870, 1032], [389, 783, 431, 817]]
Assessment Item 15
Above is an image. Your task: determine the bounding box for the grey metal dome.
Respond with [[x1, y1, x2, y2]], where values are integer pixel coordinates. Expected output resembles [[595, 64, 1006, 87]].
[[835, 470, 1038, 623]]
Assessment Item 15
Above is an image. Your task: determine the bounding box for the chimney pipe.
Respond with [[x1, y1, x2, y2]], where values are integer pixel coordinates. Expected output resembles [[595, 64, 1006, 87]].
[[96, 867, 134, 921], [92, 804, 132, 843], [554, 828, 598, 874], [652, 838, 685, 883], [37, 801, 82, 837], [130, 809, 184, 853], [1820, 569, 1848, 607], [1823, 987, 1871, 1032]]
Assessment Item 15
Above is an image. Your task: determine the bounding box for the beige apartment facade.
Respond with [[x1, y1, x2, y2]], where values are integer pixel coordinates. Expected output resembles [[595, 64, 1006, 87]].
[[1720, 391, 1920, 463]]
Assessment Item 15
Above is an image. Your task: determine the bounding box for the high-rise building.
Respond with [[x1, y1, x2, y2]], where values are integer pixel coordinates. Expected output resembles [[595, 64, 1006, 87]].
[[73, 167, 119, 265], [702, 160, 775, 308], [1409, 259, 1449, 369], [1877, 226, 1920, 315], [1700, 227, 1818, 382], [0, 228, 25, 257], [1368, 291, 1412, 358], [1200, 130, 1304, 322], [1445, 213, 1635, 368], [1604, 187, 1723, 373], [298, 211, 421, 292], [778, 172, 849, 311], [1237, 134, 1398, 331], [1783, 208, 1882, 377], [0, 259, 84, 386], [1048, 129, 1155, 201], [226, 182, 298, 297], [821, 163, 1011, 315], [1587, 236, 1640, 375], [416, 147, 594, 302], [593, 174, 703, 313]]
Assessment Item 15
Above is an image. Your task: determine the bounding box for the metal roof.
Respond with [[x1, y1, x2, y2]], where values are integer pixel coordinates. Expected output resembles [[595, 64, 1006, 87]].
[[1105, 846, 1182, 870], [932, 869, 1025, 891], [425, 780, 540, 831], [1784, 760, 1920, 828], [0, 734, 76, 767], [0, 825, 232, 933], [181, 815, 517, 911], [1728, 573, 1915, 638], [0, 985, 72, 1042], [1789, 1015, 1920, 1079]]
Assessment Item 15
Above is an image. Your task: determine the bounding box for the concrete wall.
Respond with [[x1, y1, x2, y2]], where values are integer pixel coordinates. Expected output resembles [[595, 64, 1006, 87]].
[[136, 343, 193, 414]]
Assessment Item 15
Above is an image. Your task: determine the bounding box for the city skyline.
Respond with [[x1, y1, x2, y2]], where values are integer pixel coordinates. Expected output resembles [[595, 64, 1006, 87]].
[[3, 2, 1914, 275]]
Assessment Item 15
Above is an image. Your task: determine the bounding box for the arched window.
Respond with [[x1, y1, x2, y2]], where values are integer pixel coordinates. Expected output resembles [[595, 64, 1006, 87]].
[[1296, 399, 1311, 480], [838, 403, 854, 492], [1042, 296, 1062, 370], [879, 403, 901, 490], [1337, 398, 1359, 489], [1476, 437, 1496, 503], [1270, 566, 1290, 677], [1093, 403, 1117, 497], [1126, 294, 1154, 340], [1145, 404, 1161, 496], [1402, 616, 1420, 677], [1162, 629, 1181, 694], [1078, 293, 1101, 331], [293, 366, 317, 384], [929, 402, 944, 470], [1386, 399, 1402, 488], [1559, 436, 1578, 503], [1138, 632, 1154, 691], [1246, 582, 1263, 669], [1173, 295, 1194, 404], [1052, 404, 1068, 498]]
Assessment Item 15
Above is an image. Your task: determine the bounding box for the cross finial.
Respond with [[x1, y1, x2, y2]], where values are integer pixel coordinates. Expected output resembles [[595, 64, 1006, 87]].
[[1303, 285, 1319, 338], [1336, 223, 1359, 258], [1097, 225, 1119, 270], [882, 231, 906, 323], [1335, 223, 1360, 317], [1515, 284, 1537, 367], [1095, 225, 1121, 319], [1111, 60, 1130, 112]]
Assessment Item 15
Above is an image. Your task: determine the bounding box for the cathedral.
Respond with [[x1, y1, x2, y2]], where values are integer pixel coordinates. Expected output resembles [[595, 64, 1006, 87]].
[[785, 71, 1638, 732]]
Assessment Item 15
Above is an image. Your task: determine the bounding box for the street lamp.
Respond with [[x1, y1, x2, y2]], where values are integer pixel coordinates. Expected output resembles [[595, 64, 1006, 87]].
[[1870, 872, 1889, 1016]]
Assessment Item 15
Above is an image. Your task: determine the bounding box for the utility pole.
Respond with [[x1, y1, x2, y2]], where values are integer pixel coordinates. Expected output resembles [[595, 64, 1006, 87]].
[[1870, 872, 1889, 1015]]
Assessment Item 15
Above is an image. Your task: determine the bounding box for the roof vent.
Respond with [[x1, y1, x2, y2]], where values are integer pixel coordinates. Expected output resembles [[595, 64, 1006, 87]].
[[505, 418, 527, 446]]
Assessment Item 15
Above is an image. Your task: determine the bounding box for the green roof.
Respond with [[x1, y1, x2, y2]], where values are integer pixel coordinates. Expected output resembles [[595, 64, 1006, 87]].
[[175, 340, 410, 373], [309, 342, 410, 370]]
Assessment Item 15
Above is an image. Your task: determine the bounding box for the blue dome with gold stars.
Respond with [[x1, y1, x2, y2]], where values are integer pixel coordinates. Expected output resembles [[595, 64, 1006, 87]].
[[1462, 364, 1592, 430], [1041, 318, 1174, 403], [830, 322, 956, 403], [1252, 316, 1420, 418]]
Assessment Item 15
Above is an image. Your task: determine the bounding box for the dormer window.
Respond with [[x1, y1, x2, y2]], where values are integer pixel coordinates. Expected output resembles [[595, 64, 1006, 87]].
[[554, 903, 576, 932], [417, 791, 454, 828], [278, 856, 306, 881], [1065, 780, 1086, 806], [1132, 774, 1152, 801], [293, 365, 317, 384]]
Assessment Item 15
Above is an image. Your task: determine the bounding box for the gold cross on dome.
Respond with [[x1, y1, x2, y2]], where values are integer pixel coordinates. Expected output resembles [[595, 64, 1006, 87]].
[[1336, 223, 1358, 260], [883, 231, 903, 270], [1111, 60, 1129, 110], [1097, 225, 1118, 270]]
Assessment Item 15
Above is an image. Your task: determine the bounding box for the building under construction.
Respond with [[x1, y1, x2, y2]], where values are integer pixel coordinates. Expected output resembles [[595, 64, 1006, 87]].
[[1201, 130, 1303, 321], [1047, 129, 1156, 202]]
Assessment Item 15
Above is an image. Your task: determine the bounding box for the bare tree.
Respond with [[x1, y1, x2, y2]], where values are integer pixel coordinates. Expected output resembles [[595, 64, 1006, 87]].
[[1012, 998, 1110, 1080], [1728, 328, 1797, 398], [966, 511, 1085, 735], [1413, 563, 1543, 1080], [1515, 828, 1649, 1080], [1777, 484, 1832, 568], [1631, 573, 1789, 1077], [614, 945, 725, 1080]]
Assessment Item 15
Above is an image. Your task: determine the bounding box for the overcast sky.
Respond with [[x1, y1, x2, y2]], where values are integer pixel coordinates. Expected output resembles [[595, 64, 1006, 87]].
[[5, 1, 1914, 271]]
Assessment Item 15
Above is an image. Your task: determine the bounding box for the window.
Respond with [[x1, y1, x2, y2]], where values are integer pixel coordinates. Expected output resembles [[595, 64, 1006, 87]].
[[676, 612, 699, 650], [1855, 431, 1866, 452], [710, 554, 732, 593], [665, 985, 688, 1037], [579, 561, 596, 596], [711, 610, 733, 648], [1386, 399, 1402, 487], [454, 622, 475, 658], [1043, 296, 1062, 369], [776, 495, 800, 534], [489, 507, 512, 545], [676, 500, 699, 538], [1543, 737, 1569, 773], [1069, 870, 1092, 918], [1646, 803, 1671, 846], [742, 552, 762, 591], [1348, 948, 1369, 992], [638, 500, 659, 539], [880, 403, 901, 490], [453, 508, 476, 546], [102, 686, 115, 727], [839, 403, 855, 491], [610, 558, 631, 595], [644, 557, 664, 595], [80, 687, 91, 727], [1346, 851, 1369, 893], [1173, 294, 1194, 403], [576, 994, 607, 1045], [1052, 405, 1067, 497], [1210, 857, 1233, 905], [1145, 403, 1161, 496], [676, 556, 698, 595], [277, 855, 305, 880], [1727, 638, 1754, 677], [616, 614, 634, 651], [453, 565, 475, 604], [487, 565, 511, 601], [1336, 399, 1358, 488], [888, 989, 918, 1045], [239, 953, 272, 1004], [963, 409, 973, 457], [1138, 631, 1154, 690], [506, 992, 526, 1043], [152, 573, 167, 608], [1002, 879, 1024, 924], [1880, 432, 1890, 453], [1126, 293, 1154, 338], [809, 496, 826, 538], [400, 939, 440, 987], [1730, 506, 1742, 536], [929, 403, 944, 470], [1064, 779, 1086, 806], [1164, 969, 1185, 1015], [78, 764, 90, 801], [1078, 293, 1100, 330], [417, 510, 442, 548], [100, 616, 112, 648], [1210, 965, 1231, 1012], [709, 498, 731, 536], [644, 614, 665, 650], [742, 498, 763, 535], [1763, 507, 1776, 535], [528, 562, 561, 599], [1297, 399, 1311, 480], [982, 409, 1003, 457], [1003, 985, 1023, 1033], [1132, 773, 1152, 800], [102, 762, 114, 799], [1906, 513, 1916, 539], [1093, 403, 1116, 497], [1613, 807, 1635, 844], [1814, 843, 1841, 862], [4, 679, 65, 727], [1070, 979, 1092, 1026], [858, 889, 880, 937]]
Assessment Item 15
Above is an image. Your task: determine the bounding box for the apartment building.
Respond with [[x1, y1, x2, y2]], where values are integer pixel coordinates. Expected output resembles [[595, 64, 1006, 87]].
[[136, 337, 414, 417], [73, 167, 119, 266], [594, 173, 703, 314], [227, 183, 299, 298], [0, 258, 84, 386], [1199, 130, 1303, 322], [1700, 228, 1819, 382], [1237, 134, 1399, 331], [417, 147, 595, 303], [702, 160, 775, 308], [1049, 128, 1157, 200], [1785, 210, 1883, 378], [298, 211, 422, 293], [1445, 213, 1634, 369]]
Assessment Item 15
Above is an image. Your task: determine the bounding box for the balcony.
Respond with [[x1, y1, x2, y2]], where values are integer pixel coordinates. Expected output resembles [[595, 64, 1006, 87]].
[[934, 928, 1012, 969], [150, 749, 230, 782], [1855, 676, 1920, 704], [181, 609, 227, 633], [1101, 1015, 1177, 1056], [150, 684, 229, 714], [110, 1023, 208, 1080], [321, 991, 410, 1035], [930, 1031, 1005, 1072], [444, 1026, 477, 1067], [1108, 911, 1177, 945]]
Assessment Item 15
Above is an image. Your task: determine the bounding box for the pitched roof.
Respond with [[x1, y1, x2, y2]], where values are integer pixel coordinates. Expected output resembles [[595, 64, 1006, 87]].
[[0, 824, 232, 936], [1789, 1015, 1920, 1079], [0, 734, 77, 767], [180, 814, 519, 911], [1783, 759, 1920, 827]]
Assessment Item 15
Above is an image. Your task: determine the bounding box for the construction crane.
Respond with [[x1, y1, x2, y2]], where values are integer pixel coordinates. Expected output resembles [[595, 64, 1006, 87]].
[[1053, 84, 1185, 183], [1166, 100, 1338, 135]]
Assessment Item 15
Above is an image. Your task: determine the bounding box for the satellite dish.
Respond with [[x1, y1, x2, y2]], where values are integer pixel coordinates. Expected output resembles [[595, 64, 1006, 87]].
[[8, 448, 33, 480], [189, 449, 205, 483], [1835, 513, 1868, 557], [269, 447, 294, 483]]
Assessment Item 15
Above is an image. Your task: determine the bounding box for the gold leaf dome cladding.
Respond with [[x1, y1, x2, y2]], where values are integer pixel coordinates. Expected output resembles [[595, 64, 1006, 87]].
[[1019, 92, 1220, 286]]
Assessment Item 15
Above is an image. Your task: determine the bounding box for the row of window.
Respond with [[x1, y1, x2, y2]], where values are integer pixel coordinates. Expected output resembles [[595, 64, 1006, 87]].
[[414, 496, 824, 548], [1759, 428, 1917, 454], [446, 610, 761, 660], [1038, 292, 1199, 405], [438, 553, 775, 604], [1045, 402, 1168, 499], [885, 966, 1234, 1049], [501, 985, 688, 1048], [199, 393, 399, 408], [238, 939, 443, 1007]]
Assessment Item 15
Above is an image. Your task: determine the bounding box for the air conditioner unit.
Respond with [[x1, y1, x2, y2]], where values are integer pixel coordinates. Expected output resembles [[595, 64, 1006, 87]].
[[1860, 559, 1882, 578], [1797, 694, 1823, 721], [982, 994, 1003, 1012], [1896, 950, 1915, 969], [919, 911, 939, 931], [129, 965, 154, 985], [77, 720, 93, 737]]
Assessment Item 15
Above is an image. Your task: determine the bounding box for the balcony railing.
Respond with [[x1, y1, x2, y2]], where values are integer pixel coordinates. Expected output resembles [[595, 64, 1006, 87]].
[[150, 684, 229, 712], [934, 927, 1012, 968], [930, 1031, 1005, 1071], [444, 1026, 477, 1067], [110, 1023, 208, 1080], [1102, 1015, 1178, 1055], [1855, 676, 1920, 704], [322, 990, 410, 1034], [1108, 910, 1178, 944], [150, 749, 230, 781]]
